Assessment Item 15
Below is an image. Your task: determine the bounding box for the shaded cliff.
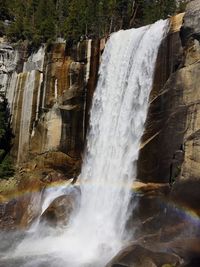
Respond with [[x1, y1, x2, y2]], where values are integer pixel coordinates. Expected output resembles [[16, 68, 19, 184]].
[[138, 1, 200, 185], [107, 5, 200, 266], [137, 13, 185, 183]]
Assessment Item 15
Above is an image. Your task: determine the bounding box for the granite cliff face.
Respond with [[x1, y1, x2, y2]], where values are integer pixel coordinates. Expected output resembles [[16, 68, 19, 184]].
[[137, 13, 185, 184], [179, 0, 200, 181], [106, 3, 200, 266], [1, 4, 200, 265], [0, 39, 102, 229], [0, 39, 102, 169], [3, 3, 199, 186], [138, 1, 200, 186]]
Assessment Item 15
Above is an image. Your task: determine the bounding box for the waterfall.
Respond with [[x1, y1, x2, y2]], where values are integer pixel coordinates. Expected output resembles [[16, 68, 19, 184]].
[[2, 20, 168, 267]]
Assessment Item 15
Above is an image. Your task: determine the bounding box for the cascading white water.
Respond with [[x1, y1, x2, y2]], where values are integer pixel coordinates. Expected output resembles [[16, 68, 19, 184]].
[[2, 20, 168, 267]]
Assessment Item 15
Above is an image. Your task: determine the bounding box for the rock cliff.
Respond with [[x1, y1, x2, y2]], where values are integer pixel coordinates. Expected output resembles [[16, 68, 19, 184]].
[[1, 5, 200, 266], [138, 0, 200, 185], [0, 39, 101, 229], [0, 39, 101, 170], [106, 3, 200, 266]]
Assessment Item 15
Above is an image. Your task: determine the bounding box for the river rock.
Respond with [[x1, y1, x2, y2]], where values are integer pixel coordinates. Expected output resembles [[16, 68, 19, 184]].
[[41, 189, 80, 227]]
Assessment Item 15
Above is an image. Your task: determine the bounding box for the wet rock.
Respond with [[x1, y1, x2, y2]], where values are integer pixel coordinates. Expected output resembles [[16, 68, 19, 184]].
[[0, 191, 41, 230], [138, 4, 200, 184], [167, 238, 200, 260], [41, 193, 78, 227], [0, 158, 75, 230], [133, 181, 170, 196], [106, 244, 180, 267], [170, 179, 200, 216], [0, 199, 20, 230], [137, 13, 185, 183]]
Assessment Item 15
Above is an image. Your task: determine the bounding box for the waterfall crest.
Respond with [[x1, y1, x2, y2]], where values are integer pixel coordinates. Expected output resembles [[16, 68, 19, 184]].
[[3, 20, 168, 267]]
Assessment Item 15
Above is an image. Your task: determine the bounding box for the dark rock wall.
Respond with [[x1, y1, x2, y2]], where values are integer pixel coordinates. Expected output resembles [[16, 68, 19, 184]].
[[137, 14, 185, 183], [138, 0, 200, 183]]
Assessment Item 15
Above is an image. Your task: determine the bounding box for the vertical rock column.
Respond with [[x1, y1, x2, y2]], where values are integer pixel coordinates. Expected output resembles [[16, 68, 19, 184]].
[[1, 39, 101, 170], [30, 40, 101, 162]]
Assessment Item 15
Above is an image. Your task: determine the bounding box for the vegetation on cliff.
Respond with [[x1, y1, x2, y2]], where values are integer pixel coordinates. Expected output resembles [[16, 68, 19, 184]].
[[0, 94, 14, 179], [0, 0, 187, 47]]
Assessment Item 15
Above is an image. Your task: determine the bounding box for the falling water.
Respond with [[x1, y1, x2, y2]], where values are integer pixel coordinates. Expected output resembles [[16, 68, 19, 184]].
[[1, 20, 168, 267]]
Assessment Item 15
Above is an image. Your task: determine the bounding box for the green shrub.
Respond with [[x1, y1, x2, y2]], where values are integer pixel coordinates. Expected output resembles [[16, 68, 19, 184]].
[[3, 0, 178, 48], [0, 156, 15, 179]]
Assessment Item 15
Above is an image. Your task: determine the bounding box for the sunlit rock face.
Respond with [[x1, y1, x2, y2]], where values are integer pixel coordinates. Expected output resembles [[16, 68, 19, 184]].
[[0, 39, 101, 230], [179, 1, 200, 181], [0, 43, 18, 93], [0, 39, 101, 167]]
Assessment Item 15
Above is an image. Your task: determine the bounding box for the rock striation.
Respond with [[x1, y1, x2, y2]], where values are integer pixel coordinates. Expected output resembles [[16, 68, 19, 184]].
[[137, 13, 185, 183], [1, 5, 200, 266], [138, 1, 200, 185], [0, 39, 101, 229], [117, 3, 200, 266], [0, 39, 101, 169]]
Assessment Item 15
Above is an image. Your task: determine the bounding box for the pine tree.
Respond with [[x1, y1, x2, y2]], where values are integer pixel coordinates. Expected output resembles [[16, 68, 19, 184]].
[[35, 0, 56, 42], [3, 0, 178, 46], [142, 0, 177, 25]]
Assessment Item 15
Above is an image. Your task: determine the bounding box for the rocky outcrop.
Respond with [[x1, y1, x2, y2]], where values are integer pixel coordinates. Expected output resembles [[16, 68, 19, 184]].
[[41, 186, 80, 227], [41, 195, 74, 227], [0, 173, 75, 229]]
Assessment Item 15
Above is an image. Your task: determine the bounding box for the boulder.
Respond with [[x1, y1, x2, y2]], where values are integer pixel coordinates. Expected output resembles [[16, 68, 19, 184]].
[[170, 179, 200, 216], [0, 161, 74, 229], [41, 187, 80, 227], [106, 244, 180, 267]]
